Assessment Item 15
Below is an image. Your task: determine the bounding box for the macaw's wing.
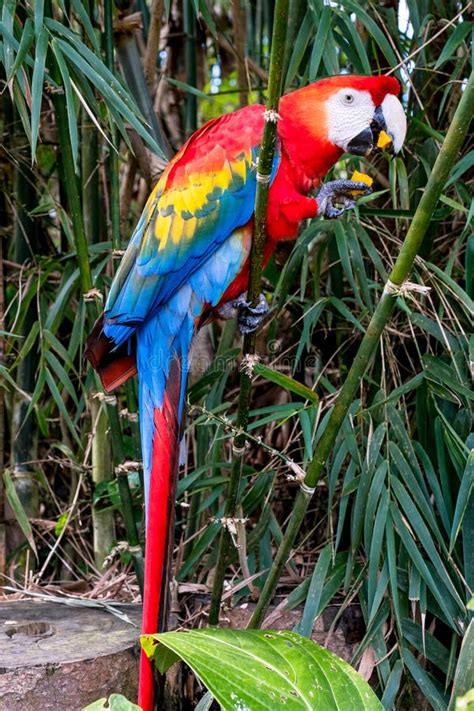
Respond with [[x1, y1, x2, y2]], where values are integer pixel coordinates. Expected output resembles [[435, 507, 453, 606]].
[[104, 106, 279, 347]]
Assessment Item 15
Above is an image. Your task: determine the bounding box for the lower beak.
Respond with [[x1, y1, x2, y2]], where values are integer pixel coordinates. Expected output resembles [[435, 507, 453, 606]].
[[347, 105, 393, 156], [347, 127, 375, 156]]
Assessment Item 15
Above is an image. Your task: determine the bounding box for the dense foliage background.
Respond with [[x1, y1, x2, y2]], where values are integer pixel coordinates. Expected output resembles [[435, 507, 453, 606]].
[[0, 1, 472, 708]]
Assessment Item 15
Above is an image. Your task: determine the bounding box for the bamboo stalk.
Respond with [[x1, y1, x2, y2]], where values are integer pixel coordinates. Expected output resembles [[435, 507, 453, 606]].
[[248, 69, 474, 629], [91, 399, 115, 568], [104, 0, 121, 252], [103, 0, 145, 593], [115, 28, 171, 159], [232, 0, 248, 107], [208, 0, 290, 625], [106, 398, 145, 592], [183, 0, 197, 136], [8, 145, 40, 578]]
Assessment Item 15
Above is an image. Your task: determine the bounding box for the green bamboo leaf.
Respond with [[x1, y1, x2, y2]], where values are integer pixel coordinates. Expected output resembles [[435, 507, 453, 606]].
[[356, 225, 388, 279], [340, 1, 398, 66], [449, 620, 474, 710], [295, 543, 332, 637], [194, 691, 213, 711], [3, 469, 38, 559], [368, 561, 389, 624], [7, 17, 34, 80], [0, 20, 35, 71], [364, 461, 388, 552], [50, 39, 79, 172], [285, 9, 313, 87], [435, 23, 472, 69], [1, 0, 17, 77], [450, 452, 474, 552], [367, 487, 390, 613], [54, 36, 163, 157], [446, 150, 474, 188], [385, 511, 401, 629], [351, 422, 386, 551], [334, 222, 361, 306], [69, 0, 100, 53], [198, 0, 217, 38], [10, 321, 40, 369], [164, 76, 210, 100], [401, 619, 450, 671], [380, 660, 403, 711], [44, 350, 79, 407], [44, 267, 80, 334], [23, 368, 46, 423], [346, 223, 373, 310], [413, 441, 451, 536], [389, 442, 441, 539], [403, 647, 449, 711], [422, 355, 473, 402], [34, 0, 45, 37], [439, 194, 469, 214], [333, 10, 371, 74], [328, 297, 365, 332], [391, 477, 464, 611], [44, 368, 82, 447], [390, 503, 461, 631], [309, 5, 332, 80], [253, 362, 319, 404], [0, 365, 23, 392], [12, 77, 32, 142], [43, 329, 76, 372], [142, 628, 384, 710], [31, 27, 49, 161]]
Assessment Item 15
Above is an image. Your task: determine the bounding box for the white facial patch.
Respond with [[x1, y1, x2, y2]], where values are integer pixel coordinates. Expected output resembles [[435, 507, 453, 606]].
[[326, 89, 375, 152], [381, 93, 407, 153]]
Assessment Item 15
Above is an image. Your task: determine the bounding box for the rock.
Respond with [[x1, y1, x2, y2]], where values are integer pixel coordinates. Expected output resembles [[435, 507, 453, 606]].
[[0, 600, 141, 711]]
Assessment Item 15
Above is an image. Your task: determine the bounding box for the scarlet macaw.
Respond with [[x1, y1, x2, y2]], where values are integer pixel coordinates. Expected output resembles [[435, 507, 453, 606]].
[[86, 74, 406, 710]]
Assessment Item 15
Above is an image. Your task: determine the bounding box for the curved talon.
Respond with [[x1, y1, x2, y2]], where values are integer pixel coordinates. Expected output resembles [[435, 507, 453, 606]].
[[317, 179, 372, 219], [236, 293, 269, 334]]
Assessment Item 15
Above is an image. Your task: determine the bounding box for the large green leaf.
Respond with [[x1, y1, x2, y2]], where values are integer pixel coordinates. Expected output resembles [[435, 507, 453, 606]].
[[142, 628, 383, 710], [81, 694, 140, 711]]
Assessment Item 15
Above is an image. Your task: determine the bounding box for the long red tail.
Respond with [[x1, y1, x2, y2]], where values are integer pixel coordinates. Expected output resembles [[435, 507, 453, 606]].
[[138, 359, 181, 711]]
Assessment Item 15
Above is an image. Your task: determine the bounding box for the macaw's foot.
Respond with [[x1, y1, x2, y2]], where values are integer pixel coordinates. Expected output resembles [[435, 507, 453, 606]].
[[235, 292, 269, 334], [217, 292, 269, 333], [316, 179, 372, 218]]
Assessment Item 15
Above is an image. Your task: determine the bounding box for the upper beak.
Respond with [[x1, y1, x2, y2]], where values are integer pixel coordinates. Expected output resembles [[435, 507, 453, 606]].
[[347, 95, 407, 156]]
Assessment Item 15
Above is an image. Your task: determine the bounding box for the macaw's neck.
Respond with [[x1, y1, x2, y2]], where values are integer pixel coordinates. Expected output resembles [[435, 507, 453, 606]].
[[278, 91, 343, 191]]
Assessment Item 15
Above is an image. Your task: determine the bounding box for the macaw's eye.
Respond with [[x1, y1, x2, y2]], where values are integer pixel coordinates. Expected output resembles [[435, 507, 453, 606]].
[[343, 93, 355, 105]]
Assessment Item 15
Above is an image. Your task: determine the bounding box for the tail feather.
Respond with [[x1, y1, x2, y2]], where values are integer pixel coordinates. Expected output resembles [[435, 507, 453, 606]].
[[138, 357, 182, 711], [84, 316, 137, 393]]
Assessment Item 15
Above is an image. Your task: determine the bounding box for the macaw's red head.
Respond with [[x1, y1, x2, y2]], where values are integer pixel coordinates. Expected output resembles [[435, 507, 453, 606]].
[[280, 75, 407, 169]]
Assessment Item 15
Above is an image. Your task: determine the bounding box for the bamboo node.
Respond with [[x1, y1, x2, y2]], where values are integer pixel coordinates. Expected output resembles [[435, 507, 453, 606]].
[[213, 517, 248, 547], [83, 288, 103, 302], [115, 460, 142, 475], [232, 440, 248, 456], [240, 353, 260, 376], [383, 279, 431, 298], [119, 408, 139, 422], [256, 172, 272, 185], [103, 540, 142, 567], [94, 392, 117, 405], [300, 481, 316, 497], [286, 460, 306, 482], [263, 109, 282, 123]]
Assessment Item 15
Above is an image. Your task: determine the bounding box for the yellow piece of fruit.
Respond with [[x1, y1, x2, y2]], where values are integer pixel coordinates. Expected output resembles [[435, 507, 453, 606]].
[[377, 130, 392, 149], [351, 170, 373, 187], [350, 170, 373, 196]]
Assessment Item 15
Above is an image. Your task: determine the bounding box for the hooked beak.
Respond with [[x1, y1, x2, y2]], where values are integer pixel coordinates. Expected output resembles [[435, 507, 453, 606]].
[[347, 94, 407, 156]]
